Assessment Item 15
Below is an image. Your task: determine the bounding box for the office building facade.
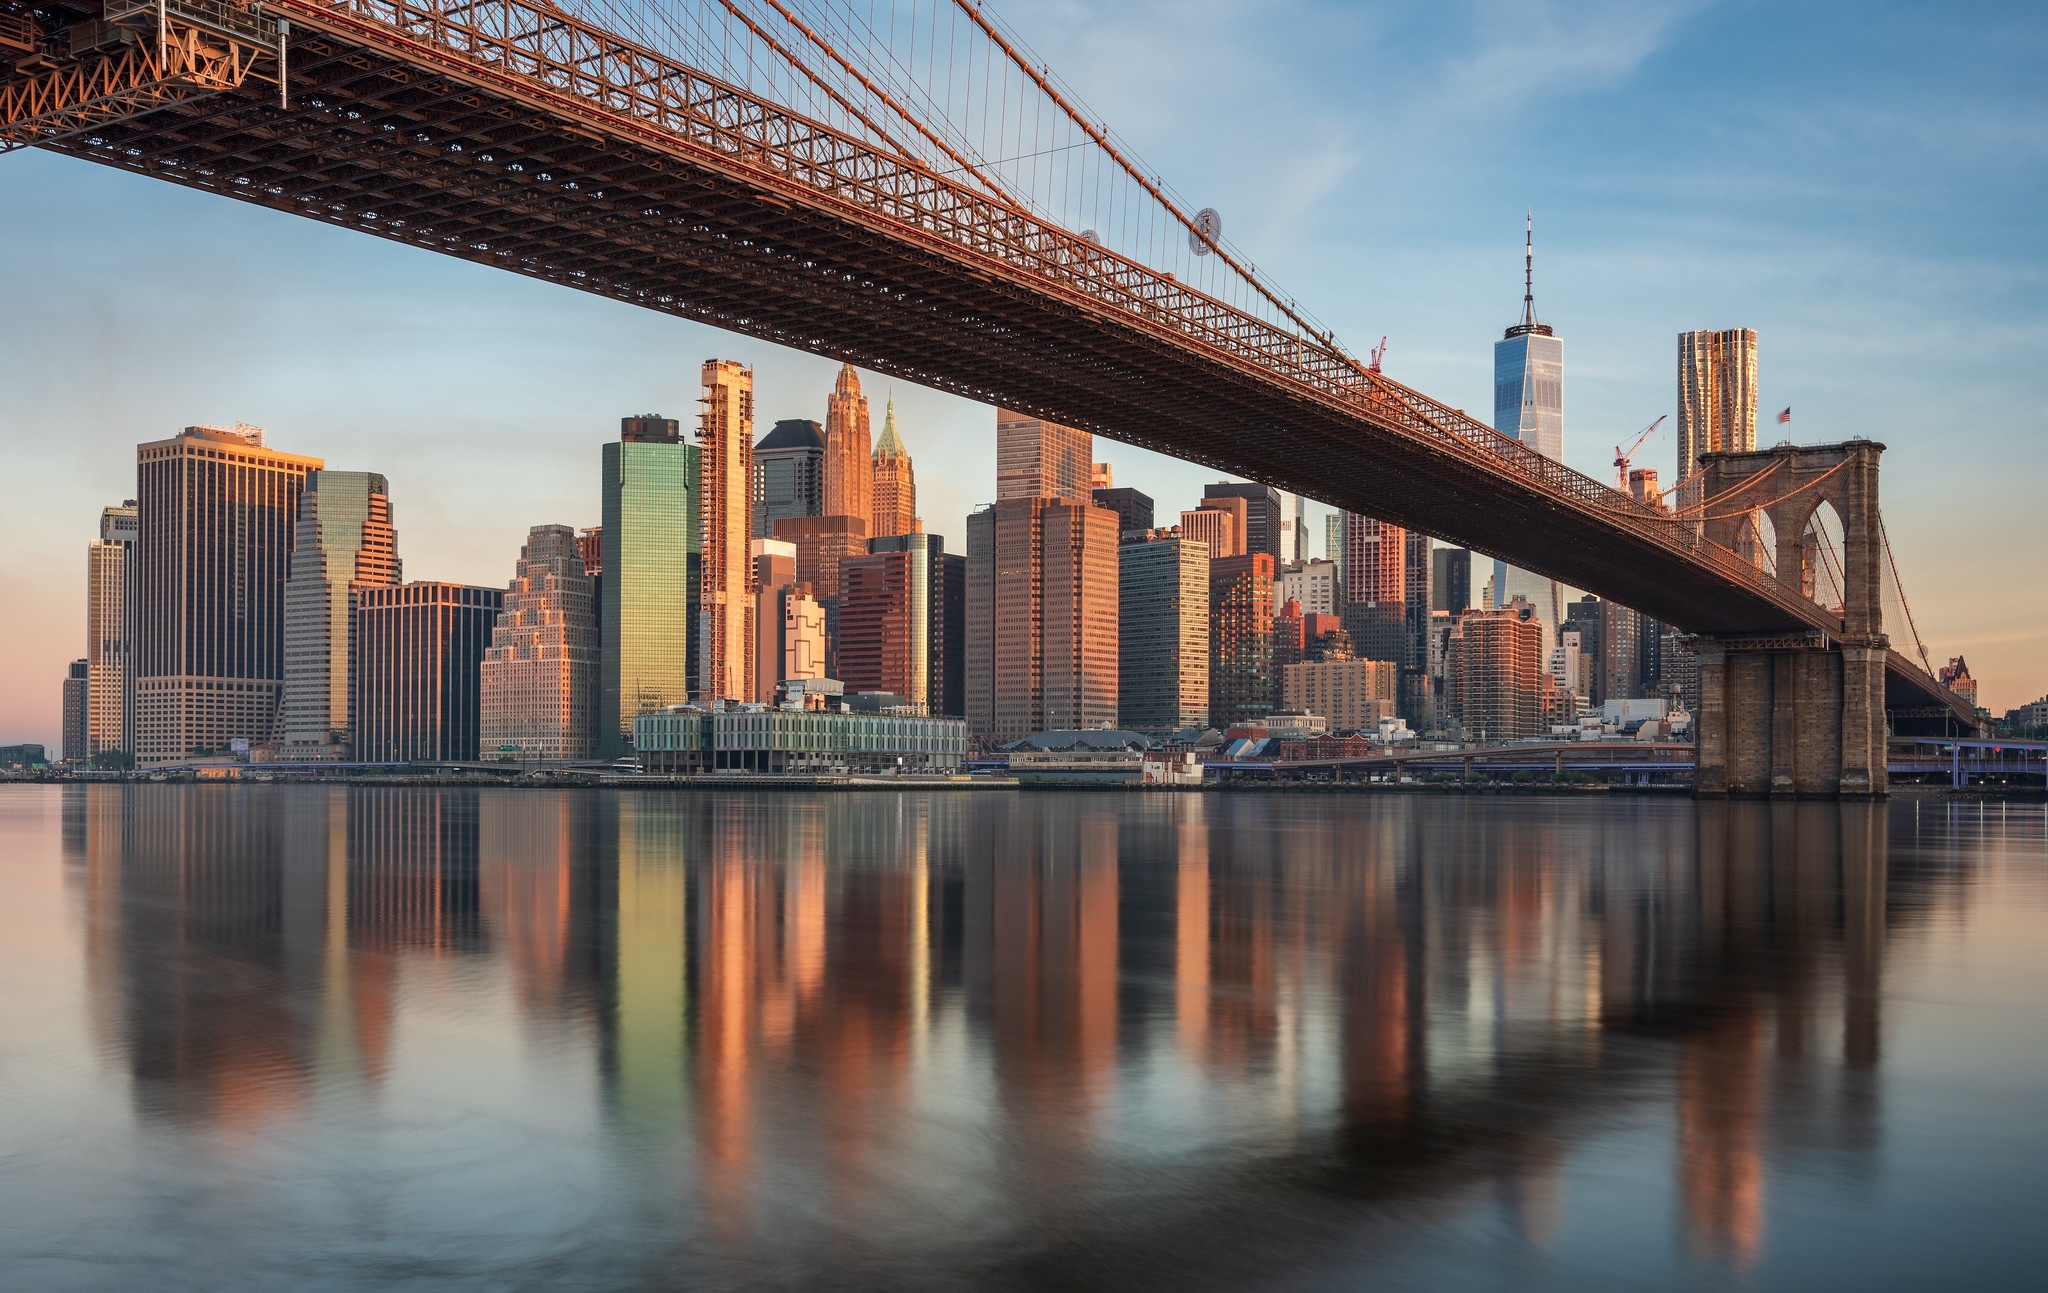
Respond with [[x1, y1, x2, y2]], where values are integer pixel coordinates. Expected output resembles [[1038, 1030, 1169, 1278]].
[[480, 524, 598, 761], [965, 496, 1119, 743], [1677, 327, 1759, 479], [1283, 658, 1396, 734], [1210, 552, 1276, 729], [1092, 486, 1154, 537], [86, 502, 137, 757], [1179, 504, 1242, 561], [699, 359, 756, 704], [995, 409, 1092, 502], [1118, 530, 1209, 736], [751, 538, 798, 704], [134, 424, 322, 765], [823, 363, 873, 520], [601, 414, 699, 756], [281, 470, 401, 758], [1447, 606, 1545, 743], [1203, 482, 1284, 565], [839, 532, 946, 714], [62, 659, 88, 762], [752, 418, 825, 539], [354, 582, 502, 762]]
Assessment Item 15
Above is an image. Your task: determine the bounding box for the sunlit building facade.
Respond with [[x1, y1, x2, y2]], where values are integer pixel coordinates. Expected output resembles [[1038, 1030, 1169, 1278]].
[[354, 581, 502, 762], [995, 409, 1092, 502], [699, 360, 756, 705], [1118, 529, 1209, 737], [1677, 327, 1759, 478], [965, 496, 1119, 743], [869, 398, 918, 540], [86, 502, 137, 758], [601, 414, 699, 757], [281, 471, 401, 759], [481, 524, 598, 761]]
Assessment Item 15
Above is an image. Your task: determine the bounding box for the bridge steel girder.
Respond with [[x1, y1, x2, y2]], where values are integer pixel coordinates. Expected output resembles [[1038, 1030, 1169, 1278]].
[[3, 0, 1971, 733]]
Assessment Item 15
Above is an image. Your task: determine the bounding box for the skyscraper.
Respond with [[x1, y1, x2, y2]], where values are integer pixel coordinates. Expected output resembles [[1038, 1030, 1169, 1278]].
[[601, 414, 698, 757], [932, 550, 966, 720], [1118, 529, 1209, 736], [823, 364, 873, 521], [1202, 482, 1284, 565], [1179, 504, 1243, 561], [698, 359, 756, 704], [995, 409, 1092, 502], [135, 424, 322, 766], [354, 582, 502, 762], [839, 532, 946, 713], [1210, 552, 1276, 729], [1490, 218, 1567, 633], [752, 418, 825, 539], [86, 502, 137, 758], [1446, 606, 1545, 743], [281, 471, 401, 759], [751, 537, 798, 703], [62, 659, 88, 763], [1677, 328, 1759, 479], [481, 524, 597, 760], [1430, 548, 1471, 615], [964, 496, 1119, 742], [869, 398, 918, 539], [1339, 512, 1406, 664], [1092, 486, 1154, 537]]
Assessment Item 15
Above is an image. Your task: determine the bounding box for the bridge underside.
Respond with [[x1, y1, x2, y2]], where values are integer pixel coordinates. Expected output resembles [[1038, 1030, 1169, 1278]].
[[9, 4, 1972, 729]]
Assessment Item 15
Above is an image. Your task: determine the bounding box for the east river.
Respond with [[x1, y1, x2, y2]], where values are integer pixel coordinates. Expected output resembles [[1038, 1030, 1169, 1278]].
[[2, 784, 2044, 1290]]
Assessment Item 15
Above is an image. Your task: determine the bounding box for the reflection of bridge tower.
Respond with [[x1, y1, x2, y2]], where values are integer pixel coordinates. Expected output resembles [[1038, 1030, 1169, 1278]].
[[1693, 441, 1888, 798]]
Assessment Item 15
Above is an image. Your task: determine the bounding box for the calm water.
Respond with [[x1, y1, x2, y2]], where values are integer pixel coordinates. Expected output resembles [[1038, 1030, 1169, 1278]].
[[2, 786, 2045, 1290]]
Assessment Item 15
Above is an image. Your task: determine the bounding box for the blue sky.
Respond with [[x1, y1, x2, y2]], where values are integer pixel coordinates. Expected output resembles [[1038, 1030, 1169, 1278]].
[[2, 0, 2043, 746]]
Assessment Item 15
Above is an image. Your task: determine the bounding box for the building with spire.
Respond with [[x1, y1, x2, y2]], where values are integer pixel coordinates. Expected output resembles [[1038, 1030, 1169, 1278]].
[[823, 363, 873, 522], [481, 524, 598, 760], [281, 471, 402, 759], [870, 397, 918, 539], [995, 409, 1092, 502], [699, 359, 756, 704], [1490, 215, 1565, 641]]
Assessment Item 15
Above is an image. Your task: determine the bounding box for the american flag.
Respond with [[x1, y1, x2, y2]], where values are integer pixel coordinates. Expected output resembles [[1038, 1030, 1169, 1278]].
[[1777, 407, 1792, 424]]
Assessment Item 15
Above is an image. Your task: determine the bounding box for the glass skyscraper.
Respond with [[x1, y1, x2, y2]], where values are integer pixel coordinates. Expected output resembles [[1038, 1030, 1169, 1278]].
[[601, 415, 699, 758], [1488, 219, 1565, 641]]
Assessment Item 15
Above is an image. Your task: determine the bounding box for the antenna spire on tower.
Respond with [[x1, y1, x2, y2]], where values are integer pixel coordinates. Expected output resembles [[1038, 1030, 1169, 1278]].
[[1523, 211, 1536, 328]]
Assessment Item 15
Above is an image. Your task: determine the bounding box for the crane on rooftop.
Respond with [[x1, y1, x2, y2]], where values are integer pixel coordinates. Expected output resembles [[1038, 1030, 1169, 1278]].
[[1614, 416, 1667, 490]]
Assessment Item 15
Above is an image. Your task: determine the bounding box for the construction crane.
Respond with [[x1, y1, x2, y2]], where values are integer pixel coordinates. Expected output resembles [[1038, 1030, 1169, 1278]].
[[1368, 337, 1387, 373], [1613, 416, 1667, 489]]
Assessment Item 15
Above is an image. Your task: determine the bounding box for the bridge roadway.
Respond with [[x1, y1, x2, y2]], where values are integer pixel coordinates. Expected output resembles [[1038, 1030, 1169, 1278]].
[[1, 0, 1969, 723]]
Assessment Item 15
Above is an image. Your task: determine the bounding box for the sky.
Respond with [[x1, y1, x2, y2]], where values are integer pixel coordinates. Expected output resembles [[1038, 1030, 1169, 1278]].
[[2, 0, 2044, 749]]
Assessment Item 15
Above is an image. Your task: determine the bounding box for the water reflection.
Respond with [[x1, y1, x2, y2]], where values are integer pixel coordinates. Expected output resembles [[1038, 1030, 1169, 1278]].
[[38, 787, 2042, 1289]]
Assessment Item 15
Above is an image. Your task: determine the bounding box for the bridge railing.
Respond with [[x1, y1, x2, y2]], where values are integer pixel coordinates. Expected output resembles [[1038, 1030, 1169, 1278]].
[[306, 0, 1862, 642]]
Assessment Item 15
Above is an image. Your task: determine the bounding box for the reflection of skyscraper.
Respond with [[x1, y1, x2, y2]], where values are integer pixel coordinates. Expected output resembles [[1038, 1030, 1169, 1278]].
[[86, 502, 137, 758], [135, 425, 322, 765], [601, 415, 698, 757], [1677, 328, 1759, 479], [699, 360, 756, 705], [282, 471, 401, 759]]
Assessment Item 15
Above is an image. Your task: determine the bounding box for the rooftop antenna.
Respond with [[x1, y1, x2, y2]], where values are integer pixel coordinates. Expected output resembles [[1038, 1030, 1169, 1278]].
[[1522, 211, 1536, 328]]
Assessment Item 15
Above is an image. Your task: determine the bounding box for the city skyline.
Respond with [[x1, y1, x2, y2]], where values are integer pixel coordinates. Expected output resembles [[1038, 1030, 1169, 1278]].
[[4, 0, 2044, 748]]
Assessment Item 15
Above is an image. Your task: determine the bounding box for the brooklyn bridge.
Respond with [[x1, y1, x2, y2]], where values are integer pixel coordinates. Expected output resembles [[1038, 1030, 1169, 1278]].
[[0, 0, 1982, 795]]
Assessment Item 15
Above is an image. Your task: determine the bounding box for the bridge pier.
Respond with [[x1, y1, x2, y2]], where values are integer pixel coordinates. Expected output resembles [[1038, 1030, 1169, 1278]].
[[1693, 441, 1888, 800]]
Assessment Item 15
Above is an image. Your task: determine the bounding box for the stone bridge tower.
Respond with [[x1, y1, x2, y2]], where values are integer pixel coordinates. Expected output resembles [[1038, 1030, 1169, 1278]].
[[1692, 440, 1887, 798]]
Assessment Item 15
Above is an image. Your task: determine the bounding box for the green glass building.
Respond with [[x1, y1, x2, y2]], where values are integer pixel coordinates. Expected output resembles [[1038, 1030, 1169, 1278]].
[[601, 416, 700, 758]]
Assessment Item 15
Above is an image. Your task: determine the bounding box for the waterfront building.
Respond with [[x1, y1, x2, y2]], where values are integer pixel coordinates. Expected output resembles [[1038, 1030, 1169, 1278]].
[[1280, 557, 1339, 616], [1178, 504, 1242, 561], [823, 364, 875, 521], [1430, 547, 1471, 615], [965, 496, 1119, 743], [752, 418, 825, 539], [354, 582, 503, 762], [839, 532, 947, 715], [995, 409, 1092, 501], [1203, 482, 1284, 565], [134, 424, 322, 766], [869, 398, 918, 540], [1209, 552, 1275, 729], [86, 502, 137, 757], [1117, 528, 1209, 737], [1282, 658, 1396, 734], [633, 705, 969, 773], [62, 659, 88, 762], [1092, 485, 1154, 537], [699, 359, 756, 705], [1446, 605, 1545, 743], [601, 414, 699, 757], [1677, 327, 1759, 479], [480, 524, 597, 761], [281, 471, 401, 759]]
